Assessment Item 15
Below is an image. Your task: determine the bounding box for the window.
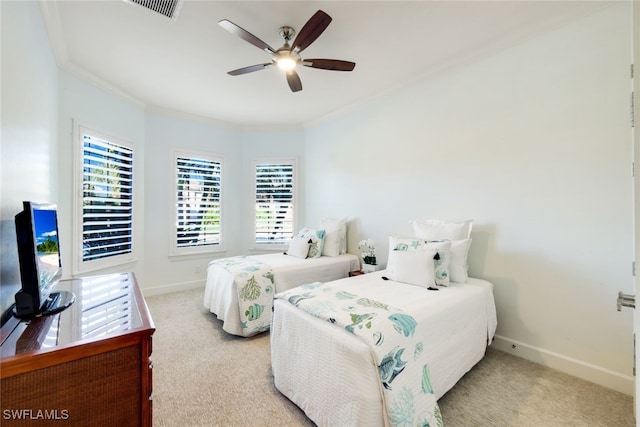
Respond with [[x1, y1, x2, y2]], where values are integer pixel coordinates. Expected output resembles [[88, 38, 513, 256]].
[[254, 160, 296, 247], [172, 151, 223, 255], [74, 125, 135, 274]]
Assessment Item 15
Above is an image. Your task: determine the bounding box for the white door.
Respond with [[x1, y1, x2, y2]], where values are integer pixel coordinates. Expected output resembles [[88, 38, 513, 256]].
[[634, 1, 640, 421]]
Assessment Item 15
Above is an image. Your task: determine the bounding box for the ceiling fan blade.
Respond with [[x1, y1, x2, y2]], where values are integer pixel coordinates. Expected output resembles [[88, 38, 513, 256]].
[[286, 70, 302, 92], [291, 10, 332, 54], [303, 59, 356, 71], [227, 63, 273, 76], [219, 19, 276, 54]]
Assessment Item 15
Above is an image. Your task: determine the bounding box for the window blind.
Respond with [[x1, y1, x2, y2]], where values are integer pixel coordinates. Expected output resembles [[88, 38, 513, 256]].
[[175, 155, 222, 250], [255, 162, 295, 244], [81, 134, 133, 262]]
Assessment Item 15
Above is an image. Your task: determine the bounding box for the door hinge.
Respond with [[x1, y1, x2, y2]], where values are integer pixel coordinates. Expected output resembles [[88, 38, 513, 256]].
[[617, 291, 635, 311], [634, 261, 636, 276]]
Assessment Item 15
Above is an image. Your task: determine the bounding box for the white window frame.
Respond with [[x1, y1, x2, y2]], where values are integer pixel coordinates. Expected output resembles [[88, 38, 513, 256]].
[[252, 158, 297, 250], [171, 149, 225, 256], [73, 124, 137, 275]]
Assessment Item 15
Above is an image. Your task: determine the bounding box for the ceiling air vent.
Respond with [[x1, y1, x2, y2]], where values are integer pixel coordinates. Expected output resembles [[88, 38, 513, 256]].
[[125, 0, 184, 20]]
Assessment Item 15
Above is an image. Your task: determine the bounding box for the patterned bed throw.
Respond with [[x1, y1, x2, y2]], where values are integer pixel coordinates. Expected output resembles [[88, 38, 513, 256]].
[[276, 282, 443, 427], [211, 256, 274, 337]]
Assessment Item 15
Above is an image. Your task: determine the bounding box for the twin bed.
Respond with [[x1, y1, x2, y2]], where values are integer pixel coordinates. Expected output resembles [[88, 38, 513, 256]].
[[204, 219, 497, 425], [271, 271, 497, 426], [204, 252, 359, 336]]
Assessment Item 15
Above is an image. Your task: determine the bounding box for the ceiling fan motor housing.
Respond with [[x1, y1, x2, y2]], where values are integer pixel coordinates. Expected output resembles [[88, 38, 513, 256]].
[[278, 26, 296, 42]]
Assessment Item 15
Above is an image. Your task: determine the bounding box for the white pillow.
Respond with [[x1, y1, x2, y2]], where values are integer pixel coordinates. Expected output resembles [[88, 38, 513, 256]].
[[321, 230, 340, 257], [388, 235, 451, 286], [320, 218, 347, 254], [450, 239, 472, 283], [423, 240, 451, 287], [411, 219, 473, 241], [297, 227, 326, 258], [286, 235, 311, 259], [386, 248, 437, 288]]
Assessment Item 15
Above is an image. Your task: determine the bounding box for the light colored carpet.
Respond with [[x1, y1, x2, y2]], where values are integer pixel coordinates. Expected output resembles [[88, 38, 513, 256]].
[[147, 288, 634, 426]]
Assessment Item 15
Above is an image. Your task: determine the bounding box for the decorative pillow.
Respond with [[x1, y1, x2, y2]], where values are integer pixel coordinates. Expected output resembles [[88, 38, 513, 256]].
[[286, 235, 311, 259], [449, 239, 472, 283], [423, 240, 451, 286], [389, 235, 451, 286], [320, 217, 347, 254], [297, 227, 326, 258], [411, 218, 473, 241], [321, 230, 340, 257], [386, 248, 437, 288]]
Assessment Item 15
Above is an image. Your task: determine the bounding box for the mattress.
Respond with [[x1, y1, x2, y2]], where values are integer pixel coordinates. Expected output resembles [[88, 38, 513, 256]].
[[270, 271, 497, 426], [203, 252, 360, 336]]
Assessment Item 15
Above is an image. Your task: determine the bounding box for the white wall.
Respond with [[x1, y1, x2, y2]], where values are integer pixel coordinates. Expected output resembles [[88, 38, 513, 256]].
[[0, 1, 59, 315], [241, 129, 306, 253], [142, 112, 243, 294], [140, 120, 305, 295], [305, 4, 633, 393], [56, 71, 146, 282]]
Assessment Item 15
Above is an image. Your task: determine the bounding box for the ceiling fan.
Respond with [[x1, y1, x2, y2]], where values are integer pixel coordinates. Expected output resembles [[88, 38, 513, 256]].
[[218, 10, 356, 93]]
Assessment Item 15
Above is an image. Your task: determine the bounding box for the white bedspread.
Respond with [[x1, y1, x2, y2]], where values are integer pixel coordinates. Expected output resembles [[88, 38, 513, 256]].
[[271, 272, 497, 426], [203, 253, 359, 336]]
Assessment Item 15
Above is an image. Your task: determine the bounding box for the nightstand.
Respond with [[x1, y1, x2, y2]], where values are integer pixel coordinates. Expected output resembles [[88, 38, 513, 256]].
[[362, 264, 383, 274]]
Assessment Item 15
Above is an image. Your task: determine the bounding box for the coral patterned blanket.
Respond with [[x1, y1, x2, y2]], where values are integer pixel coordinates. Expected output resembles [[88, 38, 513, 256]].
[[277, 282, 443, 427], [209, 256, 274, 337]]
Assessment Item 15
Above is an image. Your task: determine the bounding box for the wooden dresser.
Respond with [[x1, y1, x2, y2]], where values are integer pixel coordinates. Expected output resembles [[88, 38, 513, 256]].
[[0, 273, 155, 426]]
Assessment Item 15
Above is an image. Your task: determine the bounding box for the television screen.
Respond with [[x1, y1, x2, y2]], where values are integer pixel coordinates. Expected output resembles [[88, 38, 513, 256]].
[[33, 207, 61, 290]]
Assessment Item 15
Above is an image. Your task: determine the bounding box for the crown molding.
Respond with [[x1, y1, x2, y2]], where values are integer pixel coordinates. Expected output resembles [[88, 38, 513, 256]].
[[37, 0, 68, 68], [145, 105, 242, 130], [37, 1, 146, 110], [61, 61, 147, 110]]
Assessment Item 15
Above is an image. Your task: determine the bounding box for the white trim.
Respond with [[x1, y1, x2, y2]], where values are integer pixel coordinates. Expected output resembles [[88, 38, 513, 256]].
[[632, 0, 640, 417], [170, 149, 225, 256], [63, 61, 147, 110], [141, 279, 204, 297], [492, 334, 634, 395], [145, 100, 305, 132], [250, 157, 298, 251], [37, 0, 68, 67], [72, 121, 138, 275], [146, 105, 243, 131], [38, 0, 146, 111], [38, 1, 146, 111]]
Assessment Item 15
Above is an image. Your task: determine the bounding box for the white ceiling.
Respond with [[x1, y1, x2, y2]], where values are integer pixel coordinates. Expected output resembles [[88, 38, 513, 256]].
[[40, 1, 610, 128]]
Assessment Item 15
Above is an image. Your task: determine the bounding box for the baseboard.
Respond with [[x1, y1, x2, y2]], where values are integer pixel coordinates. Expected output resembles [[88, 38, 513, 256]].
[[492, 335, 634, 396], [141, 279, 204, 297]]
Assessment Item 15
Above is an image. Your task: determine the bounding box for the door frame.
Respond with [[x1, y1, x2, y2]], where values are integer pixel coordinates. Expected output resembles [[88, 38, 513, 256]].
[[634, 0, 639, 421]]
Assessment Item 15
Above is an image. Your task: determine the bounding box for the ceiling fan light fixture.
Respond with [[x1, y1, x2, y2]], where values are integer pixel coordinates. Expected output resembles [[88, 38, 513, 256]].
[[276, 57, 297, 71]]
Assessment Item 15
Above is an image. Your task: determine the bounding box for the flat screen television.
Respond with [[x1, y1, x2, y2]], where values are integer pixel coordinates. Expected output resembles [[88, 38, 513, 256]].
[[13, 201, 74, 318]]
